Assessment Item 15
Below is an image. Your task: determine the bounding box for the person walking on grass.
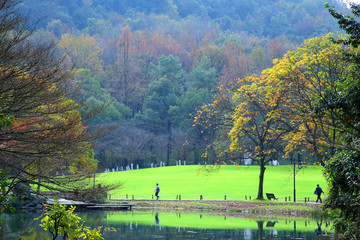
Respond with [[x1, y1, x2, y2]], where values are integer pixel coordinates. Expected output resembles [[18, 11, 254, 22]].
[[314, 184, 324, 203], [154, 183, 160, 200]]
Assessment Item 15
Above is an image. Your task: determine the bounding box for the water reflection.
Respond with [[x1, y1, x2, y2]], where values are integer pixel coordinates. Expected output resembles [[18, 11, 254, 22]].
[[154, 212, 159, 226], [1, 210, 333, 240], [315, 220, 330, 237]]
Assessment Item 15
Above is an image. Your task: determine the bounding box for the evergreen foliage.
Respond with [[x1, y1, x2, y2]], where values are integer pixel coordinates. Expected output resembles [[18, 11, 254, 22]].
[[322, 3, 360, 238]]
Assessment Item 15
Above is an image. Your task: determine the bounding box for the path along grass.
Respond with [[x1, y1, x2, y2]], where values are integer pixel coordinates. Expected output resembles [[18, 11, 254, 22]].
[[97, 165, 326, 201]]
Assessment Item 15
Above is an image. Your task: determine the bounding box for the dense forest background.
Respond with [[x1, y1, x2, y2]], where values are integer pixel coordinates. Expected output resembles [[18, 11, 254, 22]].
[[19, 0, 348, 170]]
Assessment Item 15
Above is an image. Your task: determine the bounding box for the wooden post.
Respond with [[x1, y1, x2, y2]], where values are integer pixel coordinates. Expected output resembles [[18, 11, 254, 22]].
[[176, 195, 178, 200], [305, 197, 307, 203], [179, 195, 181, 200], [249, 196, 251, 200], [245, 195, 247, 200], [224, 195, 227, 200], [200, 195, 203, 200], [285, 197, 287, 202], [289, 196, 291, 202]]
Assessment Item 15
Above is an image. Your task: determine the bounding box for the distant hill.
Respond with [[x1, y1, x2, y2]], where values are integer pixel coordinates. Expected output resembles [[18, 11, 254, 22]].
[[21, 0, 346, 42], [17, 0, 350, 170]]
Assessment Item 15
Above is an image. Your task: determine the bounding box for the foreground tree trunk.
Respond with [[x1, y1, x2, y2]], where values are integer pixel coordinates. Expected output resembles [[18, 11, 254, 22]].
[[257, 159, 266, 200]]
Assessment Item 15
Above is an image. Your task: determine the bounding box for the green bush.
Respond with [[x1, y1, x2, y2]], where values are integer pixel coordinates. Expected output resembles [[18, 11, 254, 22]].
[[36, 202, 103, 240]]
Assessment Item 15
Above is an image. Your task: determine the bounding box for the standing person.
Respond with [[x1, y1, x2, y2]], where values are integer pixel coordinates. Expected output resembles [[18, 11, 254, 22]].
[[314, 184, 324, 203], [154, 183, 160, 200]]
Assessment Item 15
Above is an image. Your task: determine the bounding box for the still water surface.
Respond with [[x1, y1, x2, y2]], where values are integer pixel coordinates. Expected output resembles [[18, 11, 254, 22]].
[[1, 210, 332, 239]]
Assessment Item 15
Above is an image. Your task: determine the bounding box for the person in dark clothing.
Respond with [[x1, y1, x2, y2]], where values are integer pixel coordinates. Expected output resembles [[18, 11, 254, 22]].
[[154, 183, 160, 200], [314, 184, 324, 203]]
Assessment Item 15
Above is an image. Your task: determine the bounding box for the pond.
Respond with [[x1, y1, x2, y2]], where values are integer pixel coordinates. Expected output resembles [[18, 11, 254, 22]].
[[1, 210, 332, 239]]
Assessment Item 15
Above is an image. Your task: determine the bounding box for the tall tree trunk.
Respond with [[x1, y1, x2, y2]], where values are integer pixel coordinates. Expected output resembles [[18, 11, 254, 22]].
[[257, 161, 266, 200], [194, 147, 199, 164], [37, 163, 42, 195], [166, 139, 170, 166], [166, 121, 171, 166], [100, 149, 106, 164]]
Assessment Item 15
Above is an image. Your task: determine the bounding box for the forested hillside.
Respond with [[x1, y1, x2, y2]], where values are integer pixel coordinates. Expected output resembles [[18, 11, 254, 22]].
[[19, 0, 347, 170], [23, 0, 344, 40]]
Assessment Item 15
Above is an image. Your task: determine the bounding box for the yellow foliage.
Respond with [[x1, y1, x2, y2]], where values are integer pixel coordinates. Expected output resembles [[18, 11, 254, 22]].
[[59, 33, 104, 73]]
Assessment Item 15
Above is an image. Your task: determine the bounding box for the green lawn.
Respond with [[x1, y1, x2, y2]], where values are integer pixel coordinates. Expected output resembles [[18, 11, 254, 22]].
[[96, 165, 326, 201]]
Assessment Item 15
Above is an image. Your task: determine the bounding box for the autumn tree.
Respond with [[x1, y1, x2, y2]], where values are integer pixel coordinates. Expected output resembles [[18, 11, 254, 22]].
[[195, 34, 350, 200], [229, 34, 351, 200], [0, 0, 104, 200], [111, 26, 140, 107], [101, 26, 150, 114], [267, 34, 352, 164], [229, 75, 292, 200], [220, 40, 252, 88], [58, 33, 104, 73], [196, 74, 290, 200], [193, 79, 241, 165], [145, 29, 184, 59], [265, 36, 295, 66]]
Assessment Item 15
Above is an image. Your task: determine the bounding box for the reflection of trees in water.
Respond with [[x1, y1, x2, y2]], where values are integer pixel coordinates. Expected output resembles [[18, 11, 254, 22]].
[[314, 220, 330, 237], [254, 220, 332, 240], [78, 211, 108, 225], [257, 221, 264, 239], [3, 211, 333, 239], [155, 212, 159, 226], [0, 210, 43, 239], [74, 212, 336, 239]]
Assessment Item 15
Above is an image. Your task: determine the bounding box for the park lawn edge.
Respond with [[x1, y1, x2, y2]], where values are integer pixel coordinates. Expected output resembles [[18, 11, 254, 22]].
[[100, 165, 326, 201]]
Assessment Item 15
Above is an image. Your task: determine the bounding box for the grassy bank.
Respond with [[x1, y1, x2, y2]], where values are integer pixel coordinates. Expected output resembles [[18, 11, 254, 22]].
[[95, 165, 326, 201]]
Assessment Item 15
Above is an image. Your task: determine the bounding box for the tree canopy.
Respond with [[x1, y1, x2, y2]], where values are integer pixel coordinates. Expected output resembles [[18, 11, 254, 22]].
[[196, 34, 355, 200], [0, 0, 99, 198], [3, 0, 350, 172]]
